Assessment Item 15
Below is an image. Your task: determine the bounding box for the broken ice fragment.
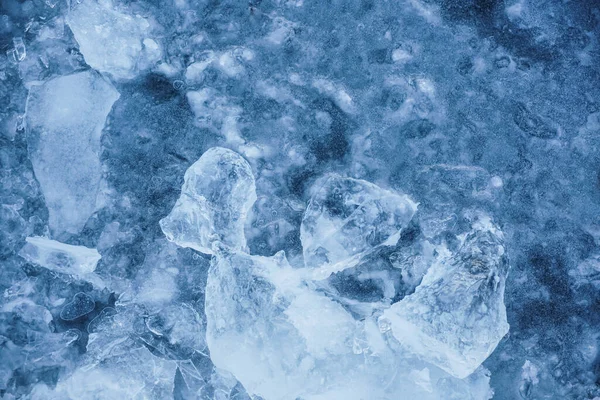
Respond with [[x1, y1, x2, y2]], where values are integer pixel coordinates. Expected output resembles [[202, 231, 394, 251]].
[[12, 37, 25, 61], [381, 217, 509, 379], [42, 345, 177, 399], [160, 147, 256, 255], [19, 237, 101, 275], [19, 237, 104, 286], [66, 0, 161, 80], [25, 70, 120, 236], [60, 292, 95, 321], [300, 174, 417, 269]]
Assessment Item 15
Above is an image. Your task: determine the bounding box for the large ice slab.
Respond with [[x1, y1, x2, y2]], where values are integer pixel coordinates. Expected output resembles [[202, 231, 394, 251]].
[[19, 236, 104, 287], [25, 70, 120, 236], [300, 174, 417, 269], [160, 147, 257, 255], [66, 0, 161, 80], [381, 216, 510, 379]]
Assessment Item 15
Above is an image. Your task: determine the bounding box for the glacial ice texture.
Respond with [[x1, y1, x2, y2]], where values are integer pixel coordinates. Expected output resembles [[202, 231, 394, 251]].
[[1, 0, 599, 399]]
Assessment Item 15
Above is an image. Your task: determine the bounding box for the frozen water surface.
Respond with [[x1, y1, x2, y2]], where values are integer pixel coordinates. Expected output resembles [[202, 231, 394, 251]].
[[1, 0, 599, 399]]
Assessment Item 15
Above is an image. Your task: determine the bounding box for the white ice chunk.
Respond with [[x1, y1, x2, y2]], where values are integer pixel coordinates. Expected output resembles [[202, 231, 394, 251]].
[[160, 147, 256, 254], [19, 237, 100, 275], [25, 70, 119, 236], [300, 174, 417, 269], [66, 0, 161, 80], [381, 218, 509, 379]]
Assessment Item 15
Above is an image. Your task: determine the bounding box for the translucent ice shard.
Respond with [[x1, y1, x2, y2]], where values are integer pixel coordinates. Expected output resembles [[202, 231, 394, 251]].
[[19, 236, 104, 286], [381, 216, 509, 379], [301, 174, 417, 269], [66, 0, 161, 80], [12, 37, 26, 61], [25, 70, 120, 236], [160, 147, 257, 255], [205, 249, 357, 400]]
